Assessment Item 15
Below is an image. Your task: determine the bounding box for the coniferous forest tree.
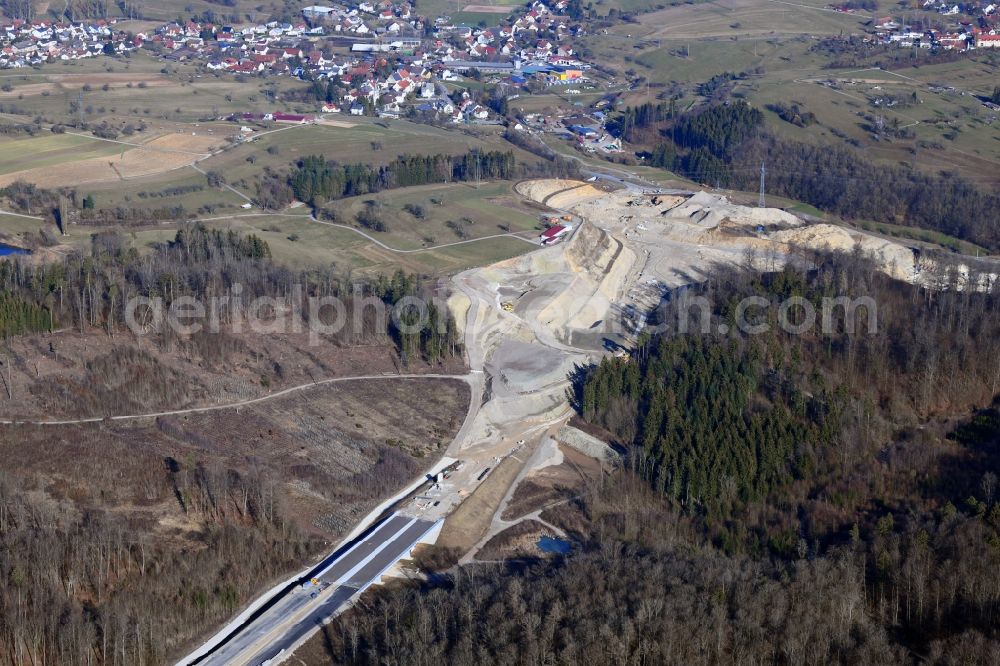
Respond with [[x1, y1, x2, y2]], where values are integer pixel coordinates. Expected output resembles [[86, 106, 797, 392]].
[[290, 150, 516, 207], [0, 292, 53, 338]]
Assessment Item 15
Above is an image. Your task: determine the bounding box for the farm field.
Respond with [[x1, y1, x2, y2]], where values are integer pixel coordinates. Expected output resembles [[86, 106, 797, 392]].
[[0, 106, 548, 275], [21, 202, 536, 277], [0, 53, 322, 124], [450, 10, 517, 24], [614, 0, 865, 41], [418, 0, 522, 22], [324, 181, 546, 249], [755, 89, 997, 180], [82, 169, 250, 213], [197, 208, 536, 276], [631, 37, 828, 83], [0, 132, 221, 188], [121, 0, 278, 22], [0, 133, 122, 175], [576, 6, 1000, 188], [34, 115, 547, 218], [198, 118, 536, 182]]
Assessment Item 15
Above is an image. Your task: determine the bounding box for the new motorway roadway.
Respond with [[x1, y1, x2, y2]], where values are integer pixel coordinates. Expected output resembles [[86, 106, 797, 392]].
[[191, 513, 438, 666]]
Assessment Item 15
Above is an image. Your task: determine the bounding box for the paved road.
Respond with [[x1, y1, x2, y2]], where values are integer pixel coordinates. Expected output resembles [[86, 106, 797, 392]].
[[193, 513, 437, 666], [0, 209, 43, 220], [241, 585, 359, 666]]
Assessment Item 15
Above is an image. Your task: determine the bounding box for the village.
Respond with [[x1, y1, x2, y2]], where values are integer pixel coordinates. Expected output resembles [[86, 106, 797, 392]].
[[832, 0, 1000, 50], [5, 0, 997, 146], [0, 0, 597, 124]]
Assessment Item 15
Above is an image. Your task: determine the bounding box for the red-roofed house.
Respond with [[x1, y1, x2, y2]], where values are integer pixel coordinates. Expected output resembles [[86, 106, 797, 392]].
[[539, 225, 570, 244], [978, 33, 1000, 47], [272, 112, 315, 124]]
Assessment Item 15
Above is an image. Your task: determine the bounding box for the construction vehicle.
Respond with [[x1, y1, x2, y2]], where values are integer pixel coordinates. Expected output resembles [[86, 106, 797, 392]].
[[300, 577, 323, 598], [501, 302, 514, 312], [561, 214, 573, 221]]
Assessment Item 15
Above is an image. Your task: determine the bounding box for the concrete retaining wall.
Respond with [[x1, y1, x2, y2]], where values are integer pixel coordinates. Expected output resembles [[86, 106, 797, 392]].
[[556, 425, 620, 464]]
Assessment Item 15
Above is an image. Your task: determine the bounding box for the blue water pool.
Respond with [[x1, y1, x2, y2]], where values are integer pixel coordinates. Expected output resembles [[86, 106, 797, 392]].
[[0, 243, 29, 257], [537, 536, 572, 555]]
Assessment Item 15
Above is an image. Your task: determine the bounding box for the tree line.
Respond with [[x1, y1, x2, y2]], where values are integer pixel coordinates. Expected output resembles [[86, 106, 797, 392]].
[[0, 224, 461, 364], [290, 150, 517, 208]]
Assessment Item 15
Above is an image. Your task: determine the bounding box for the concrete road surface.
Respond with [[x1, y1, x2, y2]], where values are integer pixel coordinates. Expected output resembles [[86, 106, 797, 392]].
[[193, 514, 437, 666]]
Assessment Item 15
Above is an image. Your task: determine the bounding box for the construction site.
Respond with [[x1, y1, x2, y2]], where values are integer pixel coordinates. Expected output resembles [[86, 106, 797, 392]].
[[433, 175, 1000, 558], [184, 177, 1000, 665]]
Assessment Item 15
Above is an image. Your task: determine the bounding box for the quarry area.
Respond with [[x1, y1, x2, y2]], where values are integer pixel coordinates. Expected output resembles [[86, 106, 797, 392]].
[[391, 177, 1000, 565], [426, 177, 1000, 562]]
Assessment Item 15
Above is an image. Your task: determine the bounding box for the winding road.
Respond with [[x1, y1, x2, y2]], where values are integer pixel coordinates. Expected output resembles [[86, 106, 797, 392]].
[[0, 372, 473, 426]]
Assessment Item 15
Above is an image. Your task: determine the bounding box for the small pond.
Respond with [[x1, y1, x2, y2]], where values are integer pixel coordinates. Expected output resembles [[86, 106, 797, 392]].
[[537, 536, 572, 555], [0, 243, 29, 257]]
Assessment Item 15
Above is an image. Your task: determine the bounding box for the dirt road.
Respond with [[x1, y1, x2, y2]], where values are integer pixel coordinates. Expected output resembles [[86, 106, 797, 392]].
[[0, 372, 473, 426]]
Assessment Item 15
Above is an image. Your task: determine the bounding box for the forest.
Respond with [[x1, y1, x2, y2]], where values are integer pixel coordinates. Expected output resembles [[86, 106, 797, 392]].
[[0, 373, 467, 665], [623, 100, 1000, 250], [289, 150, 517, 208], [0, 291, 53, 339], [0, 224, 461, 364], [0, 462, 317, 666], [575, 251, 1000, 650], [314, 250, 1000, 665], [0, 224, 469, 664], [580, 251, 1000, 533]]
